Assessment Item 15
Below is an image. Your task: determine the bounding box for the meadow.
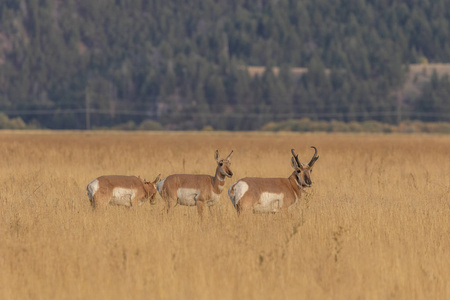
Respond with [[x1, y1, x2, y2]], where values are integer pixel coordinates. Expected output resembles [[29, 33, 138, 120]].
[[0, 131, 449, 299]]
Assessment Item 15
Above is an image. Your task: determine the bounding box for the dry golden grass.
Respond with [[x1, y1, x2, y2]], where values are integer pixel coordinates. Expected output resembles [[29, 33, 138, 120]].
[[0, 131, 449, 299]]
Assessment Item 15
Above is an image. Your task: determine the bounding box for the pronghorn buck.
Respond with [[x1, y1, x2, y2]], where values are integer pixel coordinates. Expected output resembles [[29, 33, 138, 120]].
[[229, 147, 319, 215], [87, 174, 160, 209], [156, 150, 234, 216]]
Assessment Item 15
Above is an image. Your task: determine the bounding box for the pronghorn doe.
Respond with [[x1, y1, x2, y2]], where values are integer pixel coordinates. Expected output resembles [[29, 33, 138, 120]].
[[156, 150, 234, 216], [228, 147, 319, 215], [87, 175, 160, 209]]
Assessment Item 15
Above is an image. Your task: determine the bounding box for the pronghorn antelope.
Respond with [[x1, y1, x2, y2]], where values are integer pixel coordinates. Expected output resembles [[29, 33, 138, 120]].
[[228, 147, 319, 215], [87, 174, 160, 209], [156, 150, 234, 216]]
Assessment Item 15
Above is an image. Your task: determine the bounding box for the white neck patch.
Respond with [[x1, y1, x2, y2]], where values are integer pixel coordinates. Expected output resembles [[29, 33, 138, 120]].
[[217, 172, 225, 181]]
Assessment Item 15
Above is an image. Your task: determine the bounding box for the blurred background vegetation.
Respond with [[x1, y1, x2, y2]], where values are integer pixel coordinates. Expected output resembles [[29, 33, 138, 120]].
[[0, 0, 449, 130]]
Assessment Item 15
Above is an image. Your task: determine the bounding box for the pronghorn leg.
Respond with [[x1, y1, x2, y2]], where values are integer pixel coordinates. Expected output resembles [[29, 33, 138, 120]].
[[166, 200, 173, 214], [236, 199, 254, 217], [92, 195, 108, 210], [160, 187, 173, 214], [208, 205, 217, 219], [196, 200, 205, 217], [89, 197, 96, 210], [164, 196, 176, 214], [281, 204, 291, 218]]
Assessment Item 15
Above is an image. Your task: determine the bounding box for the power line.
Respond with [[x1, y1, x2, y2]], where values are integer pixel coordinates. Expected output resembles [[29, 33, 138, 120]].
[[1, 109, 449, 120]]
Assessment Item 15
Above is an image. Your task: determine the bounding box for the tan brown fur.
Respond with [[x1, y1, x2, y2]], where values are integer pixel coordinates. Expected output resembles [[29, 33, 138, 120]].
[[231, 175, 302, 213], [87, 175, 160, 209], [157, 150, 233, 216], [229, 147, 318, 215]]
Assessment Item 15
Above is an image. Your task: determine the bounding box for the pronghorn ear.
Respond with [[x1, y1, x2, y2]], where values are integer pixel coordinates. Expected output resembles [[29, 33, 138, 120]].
[[214, 150, 219, 162], [226, 150, 234, 161], [153, 174, 161, 183]]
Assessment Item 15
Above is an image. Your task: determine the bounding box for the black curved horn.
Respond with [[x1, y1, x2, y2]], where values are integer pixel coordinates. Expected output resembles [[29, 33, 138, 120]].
[[308, 146, 319, 167], [291, 149, 302, 168]]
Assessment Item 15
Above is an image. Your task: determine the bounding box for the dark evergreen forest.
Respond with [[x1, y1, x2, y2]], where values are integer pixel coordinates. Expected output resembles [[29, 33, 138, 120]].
[[1, 0, 450, 130]]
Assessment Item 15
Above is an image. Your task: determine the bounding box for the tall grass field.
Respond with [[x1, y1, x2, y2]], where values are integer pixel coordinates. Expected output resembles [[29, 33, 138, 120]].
[[0, 131, 449, 299]]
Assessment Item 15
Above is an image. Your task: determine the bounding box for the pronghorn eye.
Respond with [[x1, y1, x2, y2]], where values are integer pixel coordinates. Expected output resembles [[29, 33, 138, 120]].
[[219, 162, 223, 166]]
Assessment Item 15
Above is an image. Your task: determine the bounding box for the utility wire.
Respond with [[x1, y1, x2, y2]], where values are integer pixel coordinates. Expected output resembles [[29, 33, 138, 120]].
[[1, 109, 449, 120]]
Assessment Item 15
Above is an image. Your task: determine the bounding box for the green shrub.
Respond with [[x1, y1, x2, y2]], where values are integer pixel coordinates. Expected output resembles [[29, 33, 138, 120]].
[[202, 125, 214, 131], [138, 120, 163, 130], [111, 121, 136, 130], [261, 119, 450, 133], [0, 113, 27, 129]]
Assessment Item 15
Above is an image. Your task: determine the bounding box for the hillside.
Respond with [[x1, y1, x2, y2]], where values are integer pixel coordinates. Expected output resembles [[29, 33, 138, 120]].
[[0, 1, 450, 129], [246, 62, 450, 113]]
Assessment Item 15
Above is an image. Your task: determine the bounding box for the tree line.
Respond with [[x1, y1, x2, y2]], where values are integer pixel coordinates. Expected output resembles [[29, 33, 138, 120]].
[[0, 0, 449, 130]]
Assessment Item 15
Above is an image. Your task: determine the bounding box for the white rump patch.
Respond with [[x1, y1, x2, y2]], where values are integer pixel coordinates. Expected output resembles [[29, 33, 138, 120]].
[[87, 179, 99, 200], [229, 181, 249, 206], [253, 192, 285, 213], [110, 187, 137, 207], [156, 177, 167, 194], [177, 188, 200, 206]]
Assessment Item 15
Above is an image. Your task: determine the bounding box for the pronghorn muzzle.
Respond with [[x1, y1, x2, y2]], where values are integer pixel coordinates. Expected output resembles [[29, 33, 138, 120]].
[[221, 167, 233, 178]]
